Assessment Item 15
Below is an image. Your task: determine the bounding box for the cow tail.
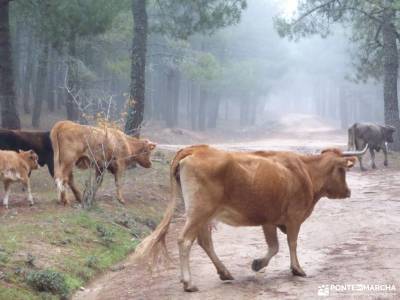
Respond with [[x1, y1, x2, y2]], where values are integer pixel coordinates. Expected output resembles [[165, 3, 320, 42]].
[[348, 124, 356, 150], [50, 128, 61, 181], [134, 146, 206, 269]]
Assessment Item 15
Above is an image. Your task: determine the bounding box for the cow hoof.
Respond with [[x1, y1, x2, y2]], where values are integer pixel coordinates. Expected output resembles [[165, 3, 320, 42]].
[[251, 259, 265, 272], [219, 270, 234, 281], [384, 162, 388, 167], [183, 283, 199, 292], [360, 167, 367, 172], [29, 203, 34, 207], [291, 267, 307, 277], [372, 165, 377, 169]]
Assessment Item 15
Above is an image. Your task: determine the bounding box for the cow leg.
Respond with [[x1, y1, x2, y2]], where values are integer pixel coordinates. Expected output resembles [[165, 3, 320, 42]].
[[179, 206, 216, 292], [356, 140, 367, 171], [55, 162, 74, 205], [178, 219, 202, 292], [47, 159, 54, 178], [23, 177, 34, 206], [68, 173, 82, 203], [286, 223, 306, 277], [197, 225, 234, 281], [369, 148, 376, 169], [383, 144, 389, 166], [113, 170, 125, 204], [358, 156, 367, 171], [251, 224, 279, 272], [2, 181, 11, 209]]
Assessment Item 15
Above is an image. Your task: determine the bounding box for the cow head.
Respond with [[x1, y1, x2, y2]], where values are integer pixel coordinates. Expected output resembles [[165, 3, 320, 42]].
[[128, 138, 157, 168], [383, 125, 396, 143], [19, 149, 39, 170], [319, 149, 356, 199]]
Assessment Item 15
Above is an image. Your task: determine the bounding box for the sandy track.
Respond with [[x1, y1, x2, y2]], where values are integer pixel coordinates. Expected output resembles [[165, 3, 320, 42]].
[[75, 145, 400, 299]]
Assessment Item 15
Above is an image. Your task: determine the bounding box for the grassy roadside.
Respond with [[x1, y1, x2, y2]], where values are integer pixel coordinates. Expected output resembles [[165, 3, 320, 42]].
[[0, 150, 171, 299]]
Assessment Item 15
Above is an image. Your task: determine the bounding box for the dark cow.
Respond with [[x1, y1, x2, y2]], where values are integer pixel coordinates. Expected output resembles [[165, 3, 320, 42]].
[[348, 122, 396, 171], [0, 129, 54, 177]]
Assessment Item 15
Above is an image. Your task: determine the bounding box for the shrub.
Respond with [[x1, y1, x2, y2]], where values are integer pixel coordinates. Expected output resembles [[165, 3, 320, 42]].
[[26, 269, 69, 297], [96, 225, 115, 246], [85, 256, 99, 269]]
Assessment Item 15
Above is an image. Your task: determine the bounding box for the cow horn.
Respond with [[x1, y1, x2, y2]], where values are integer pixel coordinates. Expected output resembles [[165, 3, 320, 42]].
[[342, 144, 368, 157]]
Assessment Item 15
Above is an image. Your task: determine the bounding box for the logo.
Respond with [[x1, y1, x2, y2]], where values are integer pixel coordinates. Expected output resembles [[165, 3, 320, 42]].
[[317, 283, 397, 297], [318, 285, 330, 297]]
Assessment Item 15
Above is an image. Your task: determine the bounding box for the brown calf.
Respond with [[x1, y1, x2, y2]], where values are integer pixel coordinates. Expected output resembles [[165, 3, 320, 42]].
[[135, 145, 366, 292], [0, 150, 39, 209]]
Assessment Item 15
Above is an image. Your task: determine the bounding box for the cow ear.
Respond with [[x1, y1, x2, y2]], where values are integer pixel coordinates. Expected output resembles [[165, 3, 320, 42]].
[[345, 157, 356, 169], [148, 142, 156, 150]]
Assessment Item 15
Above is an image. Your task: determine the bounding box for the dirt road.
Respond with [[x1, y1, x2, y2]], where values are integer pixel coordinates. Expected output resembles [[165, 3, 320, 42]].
[[75, 129, 400, 300]]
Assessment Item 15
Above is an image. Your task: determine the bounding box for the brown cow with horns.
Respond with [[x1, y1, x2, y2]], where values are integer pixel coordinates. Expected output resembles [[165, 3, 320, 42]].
[[134, 144, 367, 292]]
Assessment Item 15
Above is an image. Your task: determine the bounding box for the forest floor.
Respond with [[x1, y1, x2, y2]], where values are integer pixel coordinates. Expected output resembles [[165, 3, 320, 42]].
[[0, 151, 173, 299], [73, 114, 400, 300]]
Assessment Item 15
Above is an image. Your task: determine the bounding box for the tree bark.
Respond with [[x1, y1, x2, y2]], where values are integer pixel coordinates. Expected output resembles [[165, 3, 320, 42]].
[[124, 0, 148, 137], [0, 0, 20, 129], [190, 81, 199, 130], [198, 88, 207, 131], [382, 6, 400, 150], [22, 29, 33, 114], [46, 46, 55, 112], [32, 43, 49, 128], [66, 36, 79, 121], [207, 93, 220, 129], [165, 69, 180, 128], [240, 97, 249, 126], [339, 86, 348, 130]]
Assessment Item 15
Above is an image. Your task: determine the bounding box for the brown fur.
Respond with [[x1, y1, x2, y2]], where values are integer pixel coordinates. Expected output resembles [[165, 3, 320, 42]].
[[0, 149, 39, 208], [134, 145, 356, 292], [50, 120, 156, 205]]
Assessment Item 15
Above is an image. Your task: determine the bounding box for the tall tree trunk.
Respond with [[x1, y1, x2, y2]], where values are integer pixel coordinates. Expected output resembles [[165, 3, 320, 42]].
[[339, 86, 348, 130], [66, 36, 79, 121], [198, 89, 207, 131], [32, 43, 49, 128], [190, 82, 198, 130], [0, 1, 20, 129], [22, 29, 33, 114], [240, 97, 249, 126], [56, 59, 66, 111], [165, 69, 180, 128], [207, 93, 220, 129], [13, 20, 22, 105], [382, 7, 400, 150], [124, 0, 147, 137], [46, 46, 55, 112]]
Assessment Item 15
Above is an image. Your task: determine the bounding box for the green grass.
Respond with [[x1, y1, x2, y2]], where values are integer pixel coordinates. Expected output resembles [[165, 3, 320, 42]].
[[0, 151, 172, 299]]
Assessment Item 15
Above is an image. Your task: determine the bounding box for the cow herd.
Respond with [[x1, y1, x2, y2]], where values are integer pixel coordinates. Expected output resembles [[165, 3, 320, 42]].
[[0, 120, 156, 209], [0, 120, 396, 292]]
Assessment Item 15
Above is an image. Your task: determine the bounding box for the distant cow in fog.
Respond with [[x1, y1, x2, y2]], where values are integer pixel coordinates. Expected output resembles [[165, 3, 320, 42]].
[[348, 122, 396, 171]]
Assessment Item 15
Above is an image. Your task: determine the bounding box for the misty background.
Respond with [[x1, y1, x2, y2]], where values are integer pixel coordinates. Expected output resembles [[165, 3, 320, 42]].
[[2, 0, 386, 138]]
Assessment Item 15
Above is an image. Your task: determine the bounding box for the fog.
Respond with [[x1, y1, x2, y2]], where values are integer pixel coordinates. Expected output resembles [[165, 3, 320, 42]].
[[1, 0, 390, 137]]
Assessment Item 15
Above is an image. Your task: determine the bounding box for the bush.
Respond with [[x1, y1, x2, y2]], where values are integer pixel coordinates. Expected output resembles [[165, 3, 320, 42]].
[[26, 269, 69, 297], [96, 225, 115, 246], [85, 256, 99, 269]]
